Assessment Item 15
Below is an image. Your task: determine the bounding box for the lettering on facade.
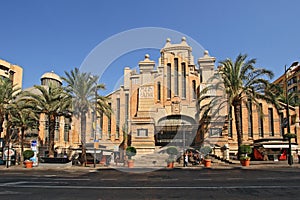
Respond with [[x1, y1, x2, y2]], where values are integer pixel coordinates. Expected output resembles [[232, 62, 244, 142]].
[[139, 86, 154, 98]]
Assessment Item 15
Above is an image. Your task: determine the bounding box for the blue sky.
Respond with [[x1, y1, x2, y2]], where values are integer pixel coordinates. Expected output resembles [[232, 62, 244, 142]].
[[1, 0, 299, 94]]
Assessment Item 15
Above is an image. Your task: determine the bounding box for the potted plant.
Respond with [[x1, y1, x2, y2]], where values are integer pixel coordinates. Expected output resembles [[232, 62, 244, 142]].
[[23, 150, 34, 168], [126, 146, 137, 168], [200, 146, 212, 168], [165, 146, 178, 168], [239, 144, 252, 166]]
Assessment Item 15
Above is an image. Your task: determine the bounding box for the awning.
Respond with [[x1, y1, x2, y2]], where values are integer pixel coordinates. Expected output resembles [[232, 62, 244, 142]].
[[262, 144, 298, 149]]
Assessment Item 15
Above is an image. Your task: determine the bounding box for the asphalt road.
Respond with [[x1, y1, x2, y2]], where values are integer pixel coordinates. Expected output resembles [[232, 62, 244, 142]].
[[0, 167, 300, 200]]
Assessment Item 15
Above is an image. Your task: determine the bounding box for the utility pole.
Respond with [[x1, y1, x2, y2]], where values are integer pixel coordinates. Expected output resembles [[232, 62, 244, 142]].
[[285, 65, 293, 166]]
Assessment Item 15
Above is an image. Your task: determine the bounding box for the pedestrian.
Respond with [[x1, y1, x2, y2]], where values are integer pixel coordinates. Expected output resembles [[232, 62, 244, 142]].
[[183, 152, 188, 167]]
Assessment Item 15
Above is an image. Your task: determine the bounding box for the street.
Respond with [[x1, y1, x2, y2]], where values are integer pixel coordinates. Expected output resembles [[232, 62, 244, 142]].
[[0, 167, 300, 200]]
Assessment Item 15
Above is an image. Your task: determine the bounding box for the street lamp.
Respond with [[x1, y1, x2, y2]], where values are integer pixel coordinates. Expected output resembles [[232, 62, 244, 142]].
[[91, 76, 98, 168]]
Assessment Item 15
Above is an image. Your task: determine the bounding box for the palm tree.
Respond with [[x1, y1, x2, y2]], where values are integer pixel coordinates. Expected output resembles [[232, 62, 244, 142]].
[[216, 54, 278, 156], [7, 97, 39, 162], [23, 84, 71, 157], [0, 78, 21, 139], [62, 68, 111, 165]]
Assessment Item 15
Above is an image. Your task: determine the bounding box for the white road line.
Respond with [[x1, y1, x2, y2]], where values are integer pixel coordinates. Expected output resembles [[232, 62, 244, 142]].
[[194, 178, 212, 181], [3, 185, 300, 189], [226, 178, 243, 180], [257, 177, 276, 180]]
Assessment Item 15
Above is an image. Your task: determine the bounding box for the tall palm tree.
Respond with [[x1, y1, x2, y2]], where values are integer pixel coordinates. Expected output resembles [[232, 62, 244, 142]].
[[0, 78, 21, 139], [216, 54, 278, 156], [62, 68, 111, 165], [23, 84, 71, 157], [7, 97, 39, 162]]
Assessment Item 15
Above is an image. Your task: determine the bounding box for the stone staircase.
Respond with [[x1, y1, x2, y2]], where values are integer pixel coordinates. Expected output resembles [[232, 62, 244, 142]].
[[210, 154, 239, 165], [133, 151, 169, 167]]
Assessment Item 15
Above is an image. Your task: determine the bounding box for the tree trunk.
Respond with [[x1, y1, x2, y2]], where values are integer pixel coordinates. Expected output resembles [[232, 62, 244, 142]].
[[81, 112, 87, 166], [48, 114, 56, 157], [0, 112, 4, 138], [233, 101, 243, 158], [20, 127, 25, 162]]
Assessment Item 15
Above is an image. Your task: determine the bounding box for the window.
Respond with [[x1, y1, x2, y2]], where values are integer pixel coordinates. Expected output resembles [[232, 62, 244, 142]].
[[268, 108, 274, 136], [116, 98, 120, 139], [108, 103, 112, 139], [181, 63, 186, 98], [55, 116, 59, 141], [228, 106, 233, 138], [137, 129, 148, 137], [174, 58, 179, 96], [157, 82, 161, 101], [209, 128, 222, 137], [125, 93, 129, 129], [248, 101, 253, 138], [258, 103, 264, 137], [279, 112, 284, 137], [64, 118, 70, 142], [167, 63, 171, 99], [192, 80, 196, 99]]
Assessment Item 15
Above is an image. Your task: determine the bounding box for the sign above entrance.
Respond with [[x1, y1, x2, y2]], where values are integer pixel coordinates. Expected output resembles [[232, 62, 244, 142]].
[[139, 86, 154, 98]]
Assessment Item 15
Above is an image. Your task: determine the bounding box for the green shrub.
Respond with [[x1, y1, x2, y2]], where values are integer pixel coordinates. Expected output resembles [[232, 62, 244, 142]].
[[23, 150, 34, 160], [239, 145, 252, 154], [166, 146, 179, 156], [126, 146, 137, 160]]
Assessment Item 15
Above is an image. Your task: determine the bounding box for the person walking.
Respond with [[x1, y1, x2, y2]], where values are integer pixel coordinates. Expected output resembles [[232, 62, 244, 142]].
[[183, 152, 188, 167]]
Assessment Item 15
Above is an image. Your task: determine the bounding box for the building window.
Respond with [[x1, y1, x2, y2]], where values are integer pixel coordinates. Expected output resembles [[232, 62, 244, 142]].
[[192, 80, 196, 99], [116, 98, 120, 139], [248, 101, 253, 138], [137, 129, 148, 137], [108, 102, 112, 139], [258, 103, 264, 137], [64, 118, 70, 142], [125, 93, 129, 129], [55, 116, 59, 141], [157, 82, 161, 101], [174, 58, 179, 96], [167, 63, 171, 99], [209, 128, 222, 137], [279, 112, 284, 137], [268, 108, 274, 136], [228, 106, 233, 138], [181, 63, 186, 98]]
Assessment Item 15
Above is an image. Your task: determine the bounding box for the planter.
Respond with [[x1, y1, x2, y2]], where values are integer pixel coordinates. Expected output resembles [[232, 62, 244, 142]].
[[240, 159, 250, 167], [167, 162, 174, 168], [127, 159, 134, 168], [24, 161, 33, 168], [204, 159, 211, 168]]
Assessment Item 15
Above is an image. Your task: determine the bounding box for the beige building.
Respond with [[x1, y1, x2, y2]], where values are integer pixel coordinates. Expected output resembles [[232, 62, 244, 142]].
[[97, 38, 300, 161], [0, 59, 23, 89]]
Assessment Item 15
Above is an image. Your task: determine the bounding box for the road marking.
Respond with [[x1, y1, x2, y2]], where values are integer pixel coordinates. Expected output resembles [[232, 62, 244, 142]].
[[257, 177, 276, 180], [194, 178, 212, 181], [3, 185, 300, 189], [0, 181, 27, 186], [55, 178, 91, 181], [226, 178, 243, 180]]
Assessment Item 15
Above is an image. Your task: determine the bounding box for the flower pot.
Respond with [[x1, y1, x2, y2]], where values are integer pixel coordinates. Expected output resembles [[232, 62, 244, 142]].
[[167, 162, 174, 168], [127, 159, 134, 168], [204, 159, 211, 168], [240, 159, 250, 167], [24, 161, 33, 168]]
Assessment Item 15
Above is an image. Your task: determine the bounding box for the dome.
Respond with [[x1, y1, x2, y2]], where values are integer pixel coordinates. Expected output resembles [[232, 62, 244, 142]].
[[41, 71, 62, 83]]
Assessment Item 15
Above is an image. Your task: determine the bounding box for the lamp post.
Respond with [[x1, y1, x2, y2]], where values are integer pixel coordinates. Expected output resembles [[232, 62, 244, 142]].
[[285, 65, 293, 166], [92, 76, 98, 168]]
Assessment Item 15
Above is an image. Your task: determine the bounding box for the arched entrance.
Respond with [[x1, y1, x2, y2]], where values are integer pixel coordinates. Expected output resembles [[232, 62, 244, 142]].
[[155, 115, 198, 148]]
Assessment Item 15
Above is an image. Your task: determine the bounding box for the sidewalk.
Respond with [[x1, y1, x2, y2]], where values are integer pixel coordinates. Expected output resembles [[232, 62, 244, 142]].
[[1, 160, 299, 171]]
